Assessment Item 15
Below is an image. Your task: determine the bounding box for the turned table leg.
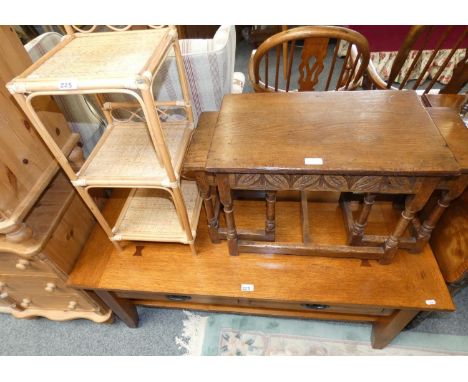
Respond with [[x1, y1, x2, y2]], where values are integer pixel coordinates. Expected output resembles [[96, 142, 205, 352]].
[[350, 193, 376, 245], [371, 309, 419, 349], [217, 174, 239, 256], [195, 172, 220, 243], [415, 175, 468, 252], [381, 179, 439, 265], [94, 290, 139, 328], [265, 191, 276, 241]]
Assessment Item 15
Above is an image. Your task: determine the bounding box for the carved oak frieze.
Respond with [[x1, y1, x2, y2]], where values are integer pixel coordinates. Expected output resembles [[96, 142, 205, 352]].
[[231, 173, 425, 193]]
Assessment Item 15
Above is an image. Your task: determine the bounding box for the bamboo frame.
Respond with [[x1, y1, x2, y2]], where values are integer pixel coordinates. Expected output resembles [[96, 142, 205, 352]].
[[7, 28, 198, 254], [7, 29, 173, 93], [64, 25, 167, 35]]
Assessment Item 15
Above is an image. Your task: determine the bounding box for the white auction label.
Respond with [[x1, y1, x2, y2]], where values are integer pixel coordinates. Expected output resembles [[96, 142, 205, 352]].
[[425, 299, 436, 305], [241, 284, 254, 292], [58, 80, 78, 90], [304, 157, 323, 165]]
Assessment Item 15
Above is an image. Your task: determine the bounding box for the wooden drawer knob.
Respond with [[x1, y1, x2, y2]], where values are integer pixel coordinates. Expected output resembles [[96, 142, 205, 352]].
[[68, 301, 77, 310], [20, 298, 31, 308], [44, 282, 56, 292], [15, 259, 30, 270]]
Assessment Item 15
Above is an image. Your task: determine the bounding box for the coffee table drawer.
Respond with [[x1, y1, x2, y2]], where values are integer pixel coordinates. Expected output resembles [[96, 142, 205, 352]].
[[117, 291, 393, 316]]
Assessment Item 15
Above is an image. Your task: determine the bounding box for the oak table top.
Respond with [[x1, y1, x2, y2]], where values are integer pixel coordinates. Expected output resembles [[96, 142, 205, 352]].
[[206, 90, 459, 176], [427, 107, 468, 173], [423, 93, 467, 113]]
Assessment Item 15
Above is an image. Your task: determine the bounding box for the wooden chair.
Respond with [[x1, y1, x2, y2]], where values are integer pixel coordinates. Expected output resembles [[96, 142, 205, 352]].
[[248, 26, 370, 92], [366, 26, 467, 94], [244, 26, 370, 249]]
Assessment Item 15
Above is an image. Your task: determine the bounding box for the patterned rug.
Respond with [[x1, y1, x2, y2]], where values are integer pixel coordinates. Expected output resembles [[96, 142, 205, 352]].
[[176, 311, 468, 356]]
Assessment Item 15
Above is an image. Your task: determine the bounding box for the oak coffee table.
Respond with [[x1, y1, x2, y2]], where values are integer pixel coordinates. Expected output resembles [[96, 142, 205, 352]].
[[205, 90, 460, 264]]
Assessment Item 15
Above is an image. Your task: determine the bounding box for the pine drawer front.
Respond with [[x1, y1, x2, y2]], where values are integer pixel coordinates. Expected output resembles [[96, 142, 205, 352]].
[[13, 293, 98, 312], [117, 291, 393, 316], [0, 275, 99, 311], [0, 275, 71, 295], [44, 196, 95, 275], [0, 254, 55, 276]]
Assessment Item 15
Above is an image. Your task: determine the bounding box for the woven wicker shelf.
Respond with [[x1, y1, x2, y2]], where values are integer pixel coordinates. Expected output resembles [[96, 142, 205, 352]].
[[8, 29, 174, 93], [76, 121, 193, 187], [111, 180, 202, 243]]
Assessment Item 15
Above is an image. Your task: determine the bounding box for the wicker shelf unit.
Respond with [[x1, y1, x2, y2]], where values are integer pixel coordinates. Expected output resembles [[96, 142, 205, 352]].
[[7, 26, 200, 255]]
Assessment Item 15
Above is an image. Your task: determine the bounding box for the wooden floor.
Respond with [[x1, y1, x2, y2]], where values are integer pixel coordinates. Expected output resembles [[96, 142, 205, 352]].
[[68, 191, 454, 312]]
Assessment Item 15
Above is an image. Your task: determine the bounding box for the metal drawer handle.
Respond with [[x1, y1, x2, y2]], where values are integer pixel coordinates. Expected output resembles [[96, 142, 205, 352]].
[[301, 303, 330, 310], [165, 295, 192, 302]]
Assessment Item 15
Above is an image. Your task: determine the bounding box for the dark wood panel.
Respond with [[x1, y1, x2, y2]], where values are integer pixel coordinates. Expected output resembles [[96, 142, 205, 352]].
[[423, 94, 468, 113], [427, 107, 468, 173], [183, 112, 218, 173], [430, 188, 468, 283]]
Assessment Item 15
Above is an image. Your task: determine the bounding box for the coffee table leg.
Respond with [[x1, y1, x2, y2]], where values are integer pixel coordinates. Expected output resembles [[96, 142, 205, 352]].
[[217, 174, 239, 256], [381, 179, 439, 265], [94, 290, 139, 328], [265, 191, 276, 241], [371, 309, 419, 349]]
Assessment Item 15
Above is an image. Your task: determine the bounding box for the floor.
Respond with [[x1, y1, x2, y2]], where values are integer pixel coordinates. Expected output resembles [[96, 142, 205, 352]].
[[1, 287, 467, 355], [1, 32, 466, 356]]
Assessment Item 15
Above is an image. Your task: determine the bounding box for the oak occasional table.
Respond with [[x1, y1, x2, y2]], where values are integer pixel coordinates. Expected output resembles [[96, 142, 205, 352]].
[[205, 91, 460, 263]]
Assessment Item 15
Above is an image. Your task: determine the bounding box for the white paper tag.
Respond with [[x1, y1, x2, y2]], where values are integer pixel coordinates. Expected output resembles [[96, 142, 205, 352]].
[[304, 157, 323, 165], [241, 284, 254, 292], [58, 80, 78, 90], [425, 299, 436, 305]]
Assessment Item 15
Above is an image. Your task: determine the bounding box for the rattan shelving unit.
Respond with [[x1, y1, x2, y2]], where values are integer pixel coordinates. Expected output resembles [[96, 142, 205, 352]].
[[7, 26, 202, 255]]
